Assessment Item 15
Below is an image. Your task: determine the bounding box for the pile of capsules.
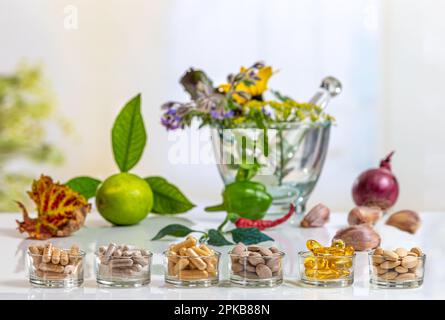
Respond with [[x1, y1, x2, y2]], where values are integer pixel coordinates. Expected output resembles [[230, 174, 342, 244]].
[[303, 239, 355, 280]]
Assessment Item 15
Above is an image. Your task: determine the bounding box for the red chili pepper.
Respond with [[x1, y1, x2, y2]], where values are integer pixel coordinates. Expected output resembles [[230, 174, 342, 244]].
[[234, 204, 295, 230]]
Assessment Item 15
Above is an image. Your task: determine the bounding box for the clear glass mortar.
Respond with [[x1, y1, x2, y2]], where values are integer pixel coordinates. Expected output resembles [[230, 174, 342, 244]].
[[27, 249, 85, 288], [298, 251, 355, 288], [164, 250, 220, 287], [368, 251, 425, 289], [95, 248, 152, 288], [229, 251, 285, 287], [211, 121, 331, 217]]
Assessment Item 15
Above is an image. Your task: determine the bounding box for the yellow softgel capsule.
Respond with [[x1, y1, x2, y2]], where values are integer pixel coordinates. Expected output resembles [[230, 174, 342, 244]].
[[315, 257, 329, 270], [315, 269, 340, 280], [304, 256, 316, 269], [331, 239, 345, 249], [344, 246, 354, 256], [331, 257, 353, 269], [305, 268, 317, 278], [338, 269, 351, 278], [313, 247, 344, 256], [306, 240, 323, 251]]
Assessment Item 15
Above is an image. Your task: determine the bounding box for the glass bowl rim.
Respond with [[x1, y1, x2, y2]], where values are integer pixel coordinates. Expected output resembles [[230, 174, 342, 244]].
[[28, 249, 86, 258], [367, 250, 426, 259], [229, 251, 285, 258], [94, 250, 153, 258], [298, 250, 356, 259], [163, 249, 221, 259], [211, 120, 332, 130]]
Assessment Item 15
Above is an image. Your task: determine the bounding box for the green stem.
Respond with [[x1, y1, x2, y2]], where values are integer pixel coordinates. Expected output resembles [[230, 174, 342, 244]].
[[204, 203, 226, 212], [278, 128, 284, 186], [217, 214, 230, 232]]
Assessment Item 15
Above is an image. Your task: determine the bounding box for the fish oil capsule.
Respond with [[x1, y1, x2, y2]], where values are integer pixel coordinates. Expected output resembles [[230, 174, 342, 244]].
[[304, 256, 316, 269], [306, 240, 322, 251], [305, 268, 316, 278], [315, 269, 339, 280], [344, 246, 354, 256], [331, 239, 345, 249], [315, 257, 329, 269]]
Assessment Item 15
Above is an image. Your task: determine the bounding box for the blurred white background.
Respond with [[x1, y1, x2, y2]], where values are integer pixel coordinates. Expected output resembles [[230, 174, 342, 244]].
[[1, 0, 444, 211]]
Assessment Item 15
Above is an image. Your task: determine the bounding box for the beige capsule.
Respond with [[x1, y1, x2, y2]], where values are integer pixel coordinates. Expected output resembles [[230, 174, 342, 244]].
[[51, 247, 61, 265], [395, 272, 416, 281], [170, 237, 197, 252], [69, 244, 80, 264], [178, 269, 208, 280], [60, 250, 69, 266], [401, 256, 418, 269], [133, 256, 149, 266], [380, 260, 401, 269], [39, 263, 64, 273], [407, 252, 418, 257], [382, 250, 399, 261], [394, 248, 408, 258], [173, 258, 189, 275], [186, 248, 207, 270], [42, 243, 53, 263], [379, 271, 398, 280]]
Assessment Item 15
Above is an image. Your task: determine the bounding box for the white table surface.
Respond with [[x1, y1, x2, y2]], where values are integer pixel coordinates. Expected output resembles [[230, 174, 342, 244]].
[[0, 207, 443, 300]]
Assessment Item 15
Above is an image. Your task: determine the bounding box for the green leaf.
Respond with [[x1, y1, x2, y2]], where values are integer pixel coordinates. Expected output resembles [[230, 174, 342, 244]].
[[151, 224, 196, 241], [112, 94, 146, 172], [207, 229, 233, 246], [145, 176, 195, 214], [65, 176, 101, 199], [230, 228, 274, 245]]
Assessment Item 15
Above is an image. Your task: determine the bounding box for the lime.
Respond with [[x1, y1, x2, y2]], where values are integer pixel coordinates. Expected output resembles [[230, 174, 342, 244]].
[[96, 173, 153, 225]]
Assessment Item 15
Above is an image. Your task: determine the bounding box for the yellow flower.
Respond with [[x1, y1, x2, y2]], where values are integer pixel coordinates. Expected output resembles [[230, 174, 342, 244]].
[[219, 66, 273, 104]]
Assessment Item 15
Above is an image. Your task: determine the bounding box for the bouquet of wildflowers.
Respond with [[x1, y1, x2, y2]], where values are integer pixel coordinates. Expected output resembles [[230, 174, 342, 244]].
[[160, 62, 334, 130]]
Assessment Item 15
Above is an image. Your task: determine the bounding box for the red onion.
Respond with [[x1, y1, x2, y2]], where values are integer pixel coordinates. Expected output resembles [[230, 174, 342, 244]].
[[352, 151, 399, 210]]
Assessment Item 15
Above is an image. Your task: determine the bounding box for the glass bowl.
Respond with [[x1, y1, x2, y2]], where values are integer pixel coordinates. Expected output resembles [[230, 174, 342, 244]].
[[229, 251, 284, 287], [164, 250, 220, 287], [27, 248, 85, 288], [211, 122, 331, 217], [298, 251, 355, 287], [368, 251, 425, 288], [95, 246, 152, 288]]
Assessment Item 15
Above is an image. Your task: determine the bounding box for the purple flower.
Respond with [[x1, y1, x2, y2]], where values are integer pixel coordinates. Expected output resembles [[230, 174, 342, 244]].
[[161, 108, 183, 130], [210, 109, 235, 120]]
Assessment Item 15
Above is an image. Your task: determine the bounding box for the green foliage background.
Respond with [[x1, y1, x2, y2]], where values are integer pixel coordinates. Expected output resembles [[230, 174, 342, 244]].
[[0, 63, 65, 211]]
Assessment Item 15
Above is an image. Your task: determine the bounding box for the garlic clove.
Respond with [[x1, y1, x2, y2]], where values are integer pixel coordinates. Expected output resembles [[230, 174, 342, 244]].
[[386, 210, 421, 234], [347, 206, 382, 226], [300, 203, 330, 228], [333, 224, 381, 251]]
